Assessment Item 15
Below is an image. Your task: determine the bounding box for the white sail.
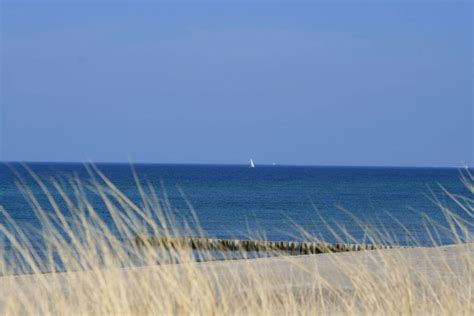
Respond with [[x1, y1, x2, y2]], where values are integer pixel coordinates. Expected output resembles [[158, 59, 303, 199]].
[[249, 158, 255, 168]]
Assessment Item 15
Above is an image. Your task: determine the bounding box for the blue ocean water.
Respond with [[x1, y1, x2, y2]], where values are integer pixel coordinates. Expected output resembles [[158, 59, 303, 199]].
[[0, 163, 472, 249]]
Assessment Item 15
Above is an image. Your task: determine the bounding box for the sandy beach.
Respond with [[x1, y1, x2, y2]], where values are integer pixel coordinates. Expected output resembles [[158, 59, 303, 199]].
[[1, 243, 471, 310]]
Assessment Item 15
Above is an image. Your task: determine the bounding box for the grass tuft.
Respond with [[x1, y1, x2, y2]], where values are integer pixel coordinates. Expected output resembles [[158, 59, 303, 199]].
[[0, 166, 472, 315]]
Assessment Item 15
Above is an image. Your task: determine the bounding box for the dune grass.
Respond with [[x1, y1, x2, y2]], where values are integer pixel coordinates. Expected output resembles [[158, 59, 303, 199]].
[[0, 166, 472, 315]]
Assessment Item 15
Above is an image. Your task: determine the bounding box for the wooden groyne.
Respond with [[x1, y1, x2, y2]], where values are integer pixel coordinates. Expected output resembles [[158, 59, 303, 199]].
[[135, 236, 399, 255]]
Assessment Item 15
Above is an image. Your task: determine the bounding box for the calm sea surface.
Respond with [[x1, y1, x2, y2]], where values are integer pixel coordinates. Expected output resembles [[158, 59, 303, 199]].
[[0, 163, 472, 249]]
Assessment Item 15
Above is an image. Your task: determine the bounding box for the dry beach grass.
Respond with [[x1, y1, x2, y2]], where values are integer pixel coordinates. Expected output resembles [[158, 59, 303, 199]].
[[0, 166, 472, 315]]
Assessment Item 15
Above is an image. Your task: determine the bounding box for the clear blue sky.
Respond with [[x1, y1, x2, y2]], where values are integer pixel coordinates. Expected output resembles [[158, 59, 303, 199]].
[[1, 1, 472, 166]]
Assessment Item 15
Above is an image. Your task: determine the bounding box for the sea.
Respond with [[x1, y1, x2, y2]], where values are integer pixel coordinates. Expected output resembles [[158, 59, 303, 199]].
[[0, 162, 472, 252]]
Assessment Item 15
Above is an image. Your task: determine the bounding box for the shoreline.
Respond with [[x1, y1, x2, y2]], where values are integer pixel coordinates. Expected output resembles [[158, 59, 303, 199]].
[[2, 243, 470, 287]]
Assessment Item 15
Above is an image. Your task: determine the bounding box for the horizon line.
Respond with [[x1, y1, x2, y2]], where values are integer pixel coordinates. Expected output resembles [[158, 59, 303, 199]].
[[0, 160, 471, 169]]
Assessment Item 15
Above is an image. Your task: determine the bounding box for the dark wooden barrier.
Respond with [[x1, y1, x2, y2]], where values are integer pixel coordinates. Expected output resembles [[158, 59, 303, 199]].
[[135, 235, 398, 254]]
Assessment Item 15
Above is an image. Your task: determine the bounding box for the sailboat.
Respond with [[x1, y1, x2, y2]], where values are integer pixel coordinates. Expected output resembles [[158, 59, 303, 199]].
[[249, 158, 255, 168]]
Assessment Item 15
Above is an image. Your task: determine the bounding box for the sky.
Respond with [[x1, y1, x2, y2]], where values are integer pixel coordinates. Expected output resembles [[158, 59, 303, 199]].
[[1, 1, 473, 166]]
